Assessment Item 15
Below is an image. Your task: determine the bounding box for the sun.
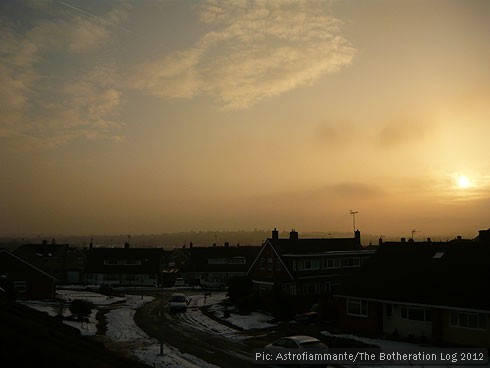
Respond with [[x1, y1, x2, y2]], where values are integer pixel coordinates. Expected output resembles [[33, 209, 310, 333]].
[[457, 175, 471, 189]]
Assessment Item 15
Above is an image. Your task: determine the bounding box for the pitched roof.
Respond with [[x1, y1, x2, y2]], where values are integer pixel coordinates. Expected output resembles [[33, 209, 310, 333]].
[[84, 247, 164, 274], [269, 237, 361, 255], [14, 243, 69, 257], [0, 249, 57, 280], [337, 243, 490, 311], [184, 245, 260, 273]]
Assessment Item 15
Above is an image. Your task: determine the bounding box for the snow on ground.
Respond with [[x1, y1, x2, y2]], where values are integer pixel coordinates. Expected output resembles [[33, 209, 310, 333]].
[[321, 331, 489, 368], [56, 289, 126, 305], [22, 288, 277, 367], [189, 292, 276, 331], [321, 330, 423, 349], [169, 293, 275, 341], [106, 295, 153, 341], [104, 293, 220, 368]]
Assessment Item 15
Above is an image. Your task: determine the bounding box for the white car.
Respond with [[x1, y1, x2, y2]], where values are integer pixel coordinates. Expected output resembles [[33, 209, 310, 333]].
[[265, 335, 328, 355], [169, 293, 187, 312]]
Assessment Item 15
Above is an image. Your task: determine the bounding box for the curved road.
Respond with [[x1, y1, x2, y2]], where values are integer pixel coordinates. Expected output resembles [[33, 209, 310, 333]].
[[132, 290, 259, 368]]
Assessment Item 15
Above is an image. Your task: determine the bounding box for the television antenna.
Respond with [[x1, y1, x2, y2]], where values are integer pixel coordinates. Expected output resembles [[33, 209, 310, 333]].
[[349, 210, 358, 234]]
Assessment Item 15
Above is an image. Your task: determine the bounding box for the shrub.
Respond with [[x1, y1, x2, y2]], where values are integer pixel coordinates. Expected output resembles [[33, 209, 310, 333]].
[[69, 299, 94, 321]]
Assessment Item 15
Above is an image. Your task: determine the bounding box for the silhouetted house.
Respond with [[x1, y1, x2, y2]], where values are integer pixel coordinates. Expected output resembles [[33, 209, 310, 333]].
[[335, 232, 490, 348], [84, 246, 165, 286], [0, 249, 56, 299], [182, 244, 260, 286], [247, 229, 374, 296], [13, 243, 86, 284]]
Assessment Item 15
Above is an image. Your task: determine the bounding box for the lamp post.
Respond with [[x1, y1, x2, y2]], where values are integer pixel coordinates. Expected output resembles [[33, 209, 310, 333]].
[[159, 261, 164, 356]]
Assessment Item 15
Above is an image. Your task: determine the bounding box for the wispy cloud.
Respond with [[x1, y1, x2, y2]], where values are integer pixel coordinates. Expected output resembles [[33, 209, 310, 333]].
[[0, 1, 129, 150], [132, 0, 355, 110], [377, 117, 438, 148]]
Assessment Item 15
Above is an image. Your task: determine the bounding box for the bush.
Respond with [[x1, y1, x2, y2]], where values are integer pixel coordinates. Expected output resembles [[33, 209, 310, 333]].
[[228, 276, 253, 303], [69, 299, 94, 321], [98, 284, 113, 297]]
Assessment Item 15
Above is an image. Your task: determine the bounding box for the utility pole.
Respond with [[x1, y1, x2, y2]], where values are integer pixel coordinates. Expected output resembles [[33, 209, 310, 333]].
[[349, 210, 358, 234]]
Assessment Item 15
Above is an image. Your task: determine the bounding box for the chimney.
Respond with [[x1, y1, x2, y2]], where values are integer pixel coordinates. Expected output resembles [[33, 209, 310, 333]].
[[378, 237, 383, 246], [124, 242, 130, 249], [224, 242, 229, 247], [427, 237, 432, 243], [272, 228, 279, 240], [401, 237, 406, 243], [289, 229, 298, 240], [355, 230, 361, 247], [189, 242, 193, 248], [457, 235, 462, 241], [89, 238, 93, 249], [478, 229, 490, 243]]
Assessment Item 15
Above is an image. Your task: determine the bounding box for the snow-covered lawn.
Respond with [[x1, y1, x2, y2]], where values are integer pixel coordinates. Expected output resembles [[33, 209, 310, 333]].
[[190, 292, 276, 331]]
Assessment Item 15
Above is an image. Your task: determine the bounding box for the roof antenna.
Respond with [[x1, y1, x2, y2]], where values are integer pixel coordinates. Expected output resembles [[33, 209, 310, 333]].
[[349, 210, 358, 235]]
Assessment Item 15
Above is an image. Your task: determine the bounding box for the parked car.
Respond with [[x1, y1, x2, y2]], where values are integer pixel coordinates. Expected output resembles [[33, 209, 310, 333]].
[[169, 293, 188, 312], [265, 335, 328, 355], [173, 278, 185, 287]]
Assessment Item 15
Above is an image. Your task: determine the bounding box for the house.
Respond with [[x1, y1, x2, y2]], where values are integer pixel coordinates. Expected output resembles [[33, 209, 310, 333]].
[[0, 249, 56, 299], [335, 230, 490, 348], [182, 243, 260, 286], [84, 243, 165, 286], [246, 229, 375, 297], [13, 242, 86, 284]]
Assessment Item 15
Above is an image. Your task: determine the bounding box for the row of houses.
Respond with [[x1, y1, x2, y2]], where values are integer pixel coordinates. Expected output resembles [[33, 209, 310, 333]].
[[1, 228, 489, 347], [334, 230, 490, 348], [0, 229, 371, 298]]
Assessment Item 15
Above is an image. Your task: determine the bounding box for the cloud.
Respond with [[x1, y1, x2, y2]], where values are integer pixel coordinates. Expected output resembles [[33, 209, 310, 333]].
[[325, 182, 384, 199], [377, 118, 438, 148], [314, 120, 358, 147], [0, 2, 129, 150], [132, 0, 355, 109]]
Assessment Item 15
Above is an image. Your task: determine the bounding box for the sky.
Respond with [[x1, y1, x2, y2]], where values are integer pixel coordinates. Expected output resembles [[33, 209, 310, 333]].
[[1, 0, 490, 238]]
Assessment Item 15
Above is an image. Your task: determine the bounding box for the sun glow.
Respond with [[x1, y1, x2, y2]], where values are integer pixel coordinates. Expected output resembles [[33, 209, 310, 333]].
[[457, 175, 471, 189]]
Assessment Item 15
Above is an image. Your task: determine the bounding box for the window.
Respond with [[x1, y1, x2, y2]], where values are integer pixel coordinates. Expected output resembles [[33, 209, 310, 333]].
[[260, 258, 265, 270], [401, 306, 431, 322], [125, 259, 141, 265], [298, 259, 319, 271], [386, 304, 392, 317], [104, 259, 141, 266], [276, 261, 282, 271], [228, 257, 246, 264], [347, 299, 368, 317], [342, 257, 360, 267], [208, 258, 227, 264], [13, 281, 26, 293], [433, 252, 445, 259], [326, 258, 341, 268], [268, 258, 273, 271], [450, 311, 487, 330]]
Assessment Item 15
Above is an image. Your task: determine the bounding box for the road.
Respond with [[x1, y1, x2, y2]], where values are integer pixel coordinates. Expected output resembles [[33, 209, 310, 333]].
[[132, 289, 258, 368]]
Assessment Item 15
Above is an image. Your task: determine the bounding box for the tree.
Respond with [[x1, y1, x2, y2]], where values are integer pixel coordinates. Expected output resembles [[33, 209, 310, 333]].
[[69, 299, 94, 321]]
